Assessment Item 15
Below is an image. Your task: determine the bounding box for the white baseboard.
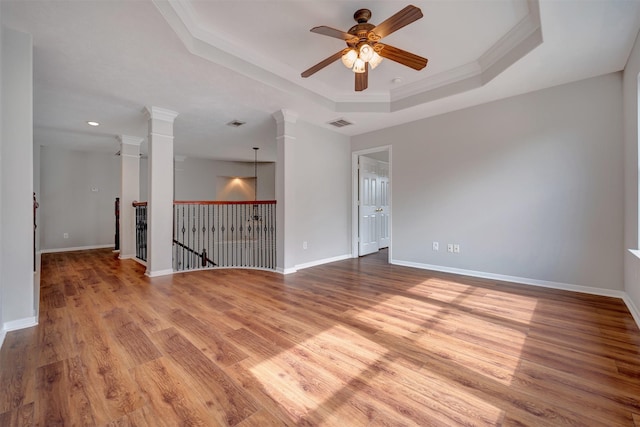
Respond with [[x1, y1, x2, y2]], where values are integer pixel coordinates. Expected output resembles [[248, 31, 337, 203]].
[[295, 254, 352, 271], [391, 259, 626, 299], [395, 258, 640, 330], [4, 316, 38, 332], [276, 267, 297, 275], [41, 244, 115, 254], [1, 316, 38, 351], [622, 294, 640, 329], [129, 257, 147, 267], [145, 268, 174, 277]]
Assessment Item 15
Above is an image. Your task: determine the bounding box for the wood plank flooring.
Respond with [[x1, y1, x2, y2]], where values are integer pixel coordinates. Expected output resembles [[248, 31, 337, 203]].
[[2, 248, 640, 426]]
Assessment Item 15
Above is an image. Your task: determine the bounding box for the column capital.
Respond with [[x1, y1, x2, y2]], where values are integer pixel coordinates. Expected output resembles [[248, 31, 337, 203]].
[[272, 109, 298, 125], [118, 135, 143, 146], [118, 135, 143, 158], [144, 106, 179, 123]]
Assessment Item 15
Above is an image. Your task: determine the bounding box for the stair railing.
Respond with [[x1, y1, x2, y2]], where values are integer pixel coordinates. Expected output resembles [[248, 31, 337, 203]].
[[132, 201, 147, 262], [131, 200, 277, 271], [173, 200, 276, 271]]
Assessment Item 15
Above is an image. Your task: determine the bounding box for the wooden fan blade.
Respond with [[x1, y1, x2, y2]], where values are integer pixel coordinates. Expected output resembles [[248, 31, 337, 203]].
[[301, 50, 344, 78], [355, 63, 368, 91], [377, 43, 428, 71], [370, 5, 423, 39], [310, 26, 358, 42]]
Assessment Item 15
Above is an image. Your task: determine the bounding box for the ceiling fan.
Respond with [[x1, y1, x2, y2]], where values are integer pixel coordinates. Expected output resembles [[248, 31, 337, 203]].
[[301, 5, 428, 92]]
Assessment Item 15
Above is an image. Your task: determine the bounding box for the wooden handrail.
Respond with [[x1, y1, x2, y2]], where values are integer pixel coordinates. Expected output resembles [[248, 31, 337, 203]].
[[133, 200, 276, 206], [173, 239, 216, 267], [174, 200, 277, 205]]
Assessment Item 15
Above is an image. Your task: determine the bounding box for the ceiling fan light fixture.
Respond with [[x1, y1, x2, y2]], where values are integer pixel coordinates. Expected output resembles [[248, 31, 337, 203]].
[[353, 58, 366, 73], [341, 48, 357, 68], [369, 52, 383, 69], [302, 5, 427, 91], [358, 43, 374, 62]]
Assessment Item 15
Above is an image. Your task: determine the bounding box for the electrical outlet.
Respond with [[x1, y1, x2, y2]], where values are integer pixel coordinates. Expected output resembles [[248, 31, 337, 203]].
[[447, 243, 453, 253], [432, 241, 439, 251], [63, 233, 69, 239], [303, 241, 308, 250], [454, 244, 460, 253]]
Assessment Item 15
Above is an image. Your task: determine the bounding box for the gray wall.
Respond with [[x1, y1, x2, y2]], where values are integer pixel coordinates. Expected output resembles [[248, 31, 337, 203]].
[[353, 73, 624, 291], [624, 30, 640, 312], [40, 150, 277, 251], [40, 147, 120, 251], [293, 121, 351, 266], [173, 157, 275, 201], [1, 27, 35, 328]]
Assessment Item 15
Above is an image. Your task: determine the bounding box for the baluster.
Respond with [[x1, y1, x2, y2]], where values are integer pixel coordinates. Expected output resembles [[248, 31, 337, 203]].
[[166, 201, 277, 272]]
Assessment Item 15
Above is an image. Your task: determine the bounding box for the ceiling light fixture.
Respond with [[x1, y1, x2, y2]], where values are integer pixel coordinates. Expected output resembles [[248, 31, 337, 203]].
[[341, 42, 382, 74], [87, 121, 100, 126], [302, 6, 428, 92]]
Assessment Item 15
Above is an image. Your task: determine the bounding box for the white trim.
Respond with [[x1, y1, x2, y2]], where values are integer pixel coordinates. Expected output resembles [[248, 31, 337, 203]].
[[352, 146, 393, 262], [143, 106, 179, 123], [392, 259, 627, 298], [1, 316, 39, 351], [155, 1, 540, 113], [132, 258, 147, 267], [145, 268, 174, 277], [118, 135, 143, 147], [276, 267, 297, 275], [40, 244, 114, 254], [622, 294, 640, 329], [295, 254, 352, 271], [4, 316, 38, 332]]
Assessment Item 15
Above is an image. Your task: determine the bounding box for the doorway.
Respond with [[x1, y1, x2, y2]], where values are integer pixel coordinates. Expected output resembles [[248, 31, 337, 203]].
[[352, 146, 391, 261]]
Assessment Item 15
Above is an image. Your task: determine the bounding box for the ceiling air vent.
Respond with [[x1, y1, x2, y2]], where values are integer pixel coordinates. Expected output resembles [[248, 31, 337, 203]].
[[328, 118, 353, 128], [226, 119, 246, 128]]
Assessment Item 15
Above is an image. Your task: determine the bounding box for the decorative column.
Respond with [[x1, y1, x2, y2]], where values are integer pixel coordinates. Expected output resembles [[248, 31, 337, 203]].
[[273, 109, 298, 274], [118, 135, 143, 260], [144, 106, 178, 277]]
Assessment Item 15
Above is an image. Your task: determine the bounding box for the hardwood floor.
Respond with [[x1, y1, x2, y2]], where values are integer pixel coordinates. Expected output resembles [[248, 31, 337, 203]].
[[2, 248, 640, 426]]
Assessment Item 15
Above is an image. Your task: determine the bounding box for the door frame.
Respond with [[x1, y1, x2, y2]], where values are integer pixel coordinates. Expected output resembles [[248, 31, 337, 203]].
[[351, 145, 392, 261]]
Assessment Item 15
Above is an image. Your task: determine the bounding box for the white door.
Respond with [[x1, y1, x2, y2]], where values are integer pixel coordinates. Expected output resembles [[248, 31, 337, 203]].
[[378, 161, 390, 249], [359, 156, 380, 256]]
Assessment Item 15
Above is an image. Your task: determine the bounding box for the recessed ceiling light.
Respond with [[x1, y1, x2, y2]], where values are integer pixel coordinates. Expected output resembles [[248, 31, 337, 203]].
[[87, 121, 100, 126], [392, 78, 403, 84]]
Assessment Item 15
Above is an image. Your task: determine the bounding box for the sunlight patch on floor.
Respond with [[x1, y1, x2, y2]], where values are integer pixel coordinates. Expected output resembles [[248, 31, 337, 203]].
[[248, 323, 507, 425], [248, 325, 389, 422], [365, 279, 538, 387]]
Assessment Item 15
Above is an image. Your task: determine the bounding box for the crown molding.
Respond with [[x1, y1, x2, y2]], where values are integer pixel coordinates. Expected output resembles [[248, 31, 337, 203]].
[[155, 0, 541, 114], [390, 0, 542, 108]]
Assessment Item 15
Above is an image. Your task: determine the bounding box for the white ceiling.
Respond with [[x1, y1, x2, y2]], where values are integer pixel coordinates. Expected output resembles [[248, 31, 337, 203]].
[[2, 0, 640, 162]]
